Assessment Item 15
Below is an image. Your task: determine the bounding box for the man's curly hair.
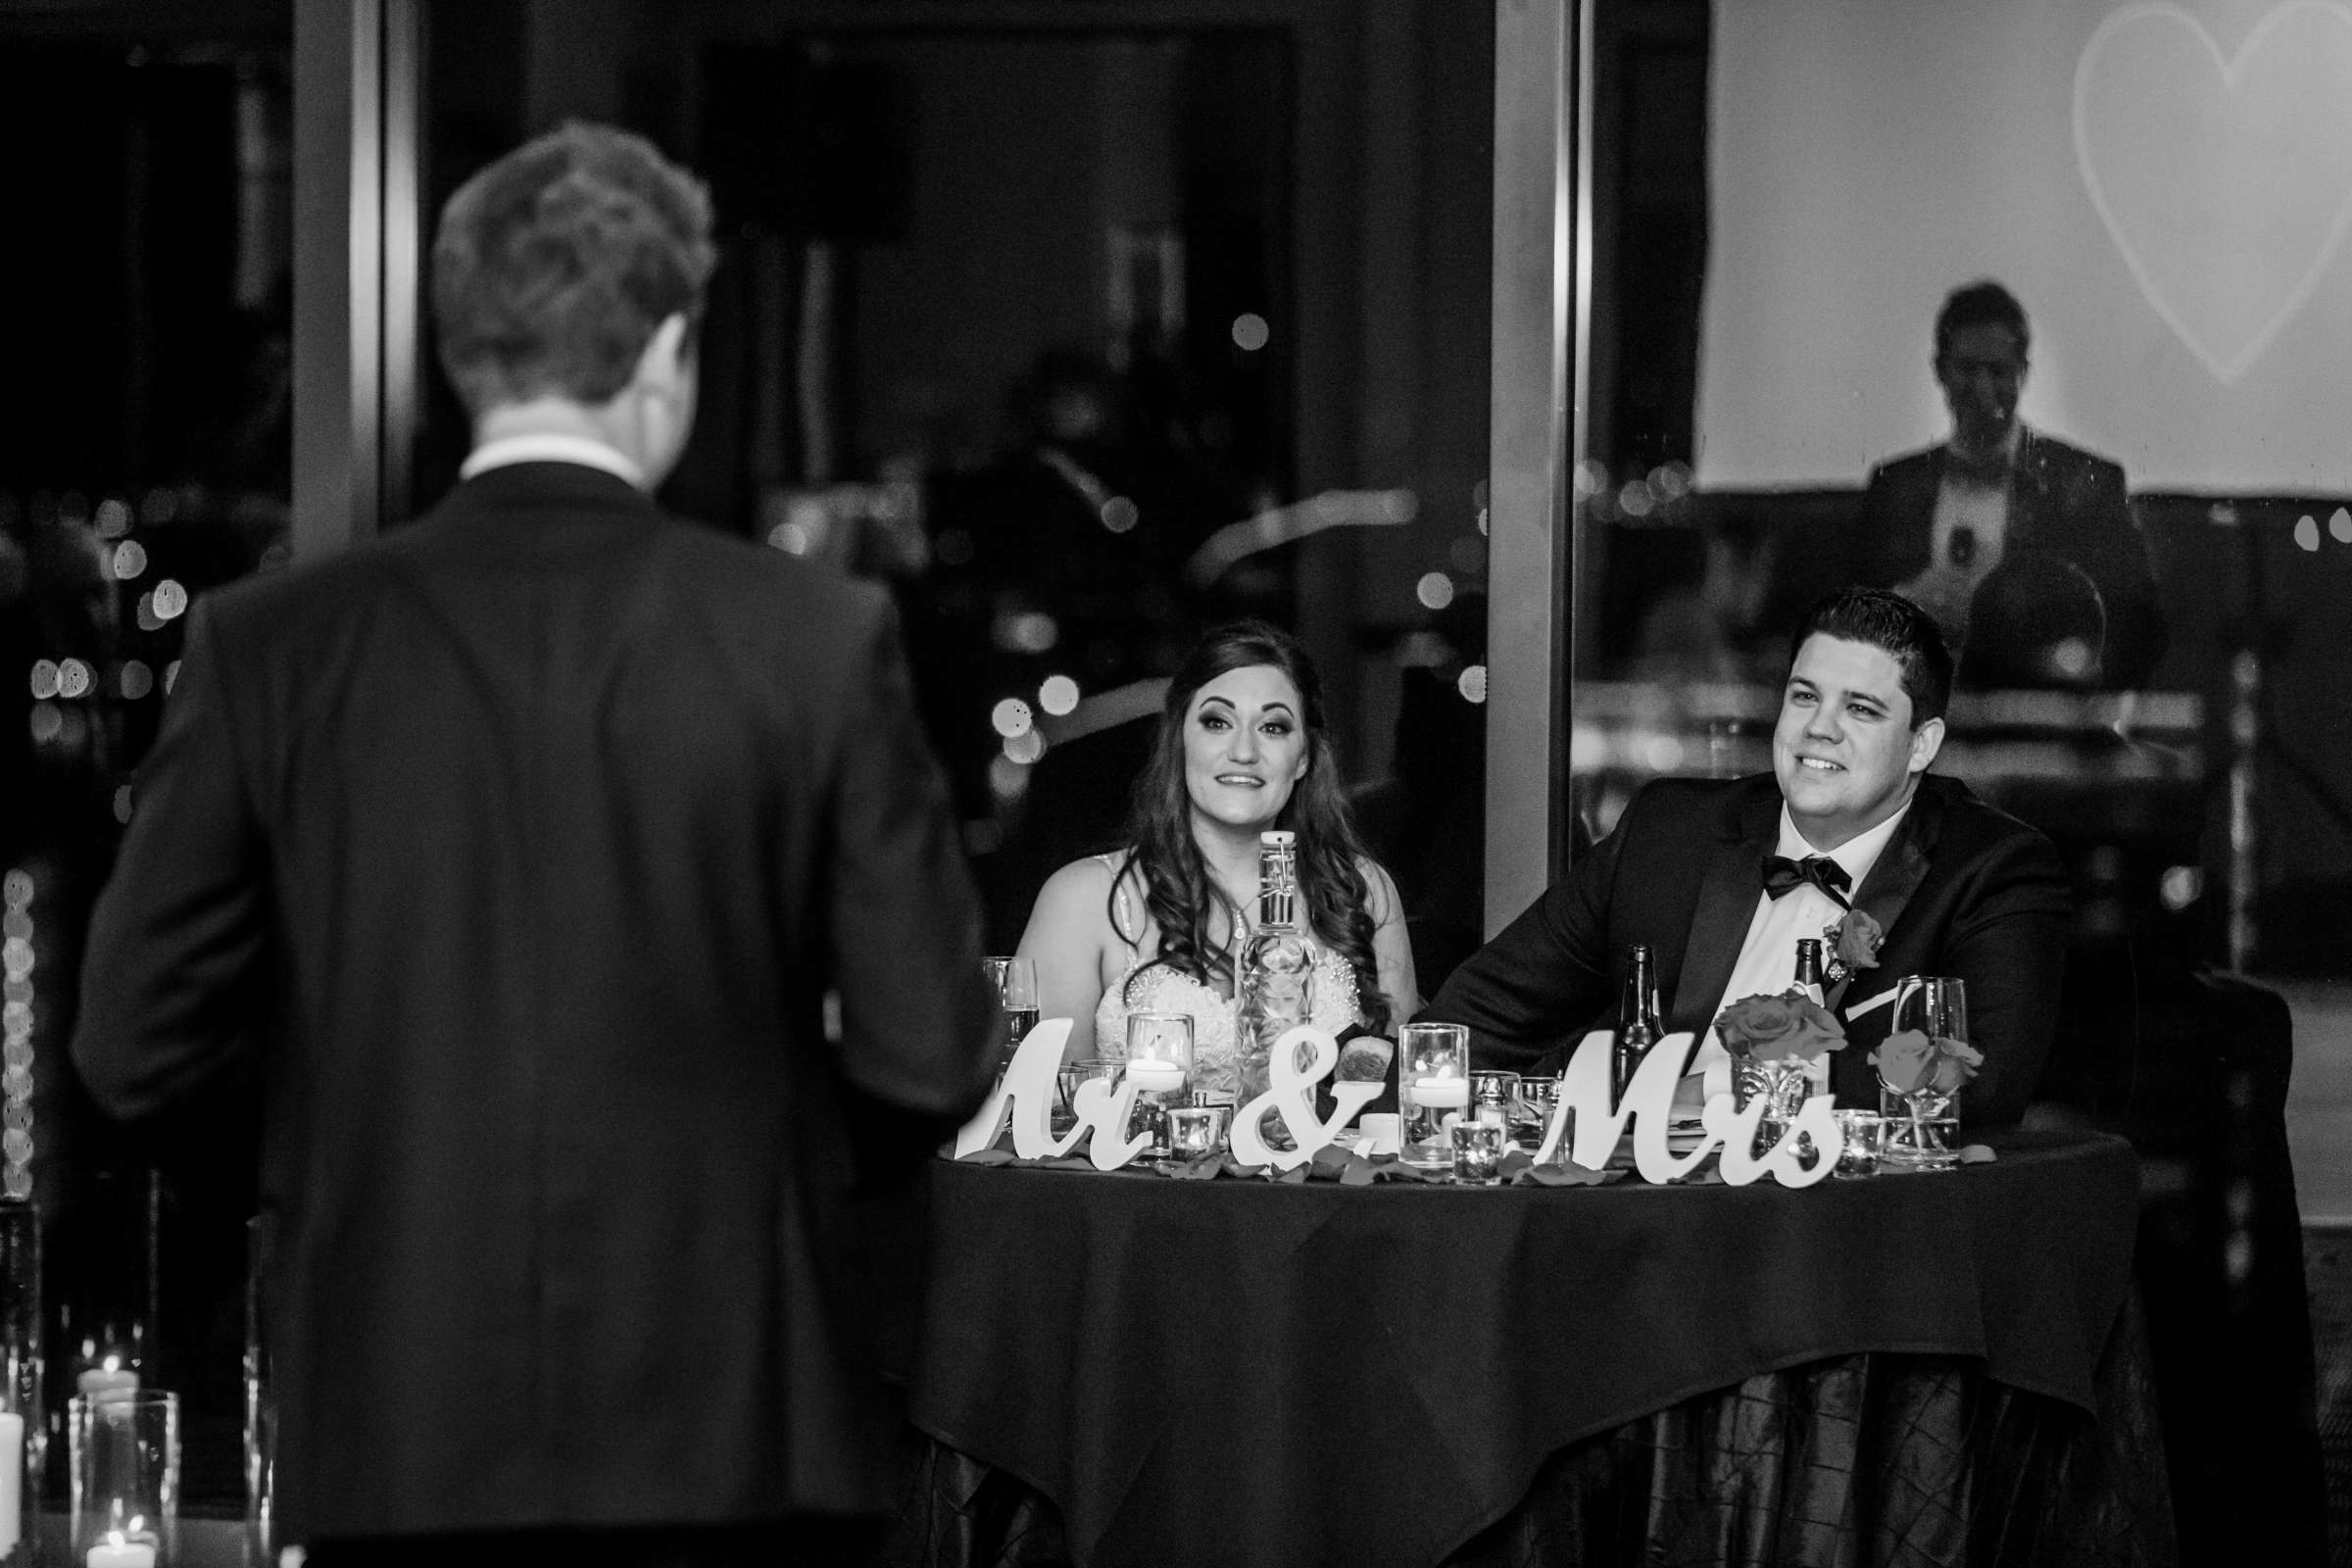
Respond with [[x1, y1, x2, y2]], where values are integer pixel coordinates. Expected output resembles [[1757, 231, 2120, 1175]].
[[431, 122, 715, 416]]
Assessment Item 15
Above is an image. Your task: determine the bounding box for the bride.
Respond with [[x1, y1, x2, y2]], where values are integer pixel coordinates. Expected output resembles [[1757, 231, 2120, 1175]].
[[1015, 620, 1418, 1097]]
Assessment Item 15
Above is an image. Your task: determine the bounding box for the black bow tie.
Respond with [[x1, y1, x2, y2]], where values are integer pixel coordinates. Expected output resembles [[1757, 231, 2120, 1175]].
[[1762, 854, 1851, 907]]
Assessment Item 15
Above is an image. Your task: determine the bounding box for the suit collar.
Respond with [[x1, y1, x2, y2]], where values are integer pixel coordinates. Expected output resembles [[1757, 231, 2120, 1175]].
[[430, 461, 664, 527], [1827, 776, 1949, 1011]]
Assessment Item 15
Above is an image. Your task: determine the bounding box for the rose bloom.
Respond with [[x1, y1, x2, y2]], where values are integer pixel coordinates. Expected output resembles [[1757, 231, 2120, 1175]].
[[1833, 908, 1884, 972], [1715, 992, 1846, 1064], [1870, 1029, 1984, 1095]]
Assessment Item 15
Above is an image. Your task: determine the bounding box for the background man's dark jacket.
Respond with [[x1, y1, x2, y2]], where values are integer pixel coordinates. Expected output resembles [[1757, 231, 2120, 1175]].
[[72, 463, 998, 1542], [1857, 430, 2167, 687], [1421, 772, 2071, 1125]]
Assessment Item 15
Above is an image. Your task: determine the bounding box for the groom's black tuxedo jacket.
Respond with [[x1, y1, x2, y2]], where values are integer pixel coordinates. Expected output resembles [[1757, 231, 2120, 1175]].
[[1423, 772, 2070, 1125], [72, 464, 998, 1542]]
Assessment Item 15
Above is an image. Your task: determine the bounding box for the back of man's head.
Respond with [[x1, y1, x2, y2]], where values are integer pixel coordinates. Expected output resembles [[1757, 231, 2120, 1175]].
[[1934, 279, 2030, 362], [432, 122, 715, 418], [1789, 587, 1952, 726]]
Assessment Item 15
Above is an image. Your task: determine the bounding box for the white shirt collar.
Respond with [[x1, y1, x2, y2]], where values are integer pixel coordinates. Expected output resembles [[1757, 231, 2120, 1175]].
[[459, 432, 646, 489], [1776, 797, 1911, 895]]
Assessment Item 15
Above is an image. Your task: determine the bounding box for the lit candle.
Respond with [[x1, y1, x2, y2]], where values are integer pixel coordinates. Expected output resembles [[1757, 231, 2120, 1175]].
[[1412, 1076, 1469, 1109], [0, 1409, 20, 1554], [1124, 1060, 1184, 1094], [86, 1532, 155, 1568], [76, 1366, 139, 1400]]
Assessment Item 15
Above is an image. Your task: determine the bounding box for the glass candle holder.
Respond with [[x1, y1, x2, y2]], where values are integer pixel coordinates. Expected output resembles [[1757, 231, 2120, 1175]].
[[1165, 1102, 1230, 1160], [70, 1390, 177, 1568], [1053, 1059, 1121, 1137], [1833, 1111, 1886, 1177], [1124, 1013, 1195, 1154], [1449, 1120, 1506, 1185], [1514, 1076, 1561, 1152], [1399, 1023, 1469, 1158], [243, 1214, 274, 1568]]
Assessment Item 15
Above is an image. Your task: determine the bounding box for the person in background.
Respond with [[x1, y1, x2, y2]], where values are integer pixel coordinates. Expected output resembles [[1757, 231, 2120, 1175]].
[[1016, 619, 1417, 1096], [72, 122, 996, 1568], [1856, 280, 2165, 688], [1419, 587, 2070, 1127]]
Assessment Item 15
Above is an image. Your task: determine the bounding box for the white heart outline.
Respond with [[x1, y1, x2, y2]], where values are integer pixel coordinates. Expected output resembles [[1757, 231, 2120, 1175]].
[[2072, 1, 2352, 384]]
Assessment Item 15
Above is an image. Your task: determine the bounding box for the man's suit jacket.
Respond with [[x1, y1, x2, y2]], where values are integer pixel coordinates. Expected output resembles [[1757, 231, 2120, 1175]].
[[72, 464, 999, 1542], [1422, 773, 2070, 1125], [1857, 430, 2166, 687]]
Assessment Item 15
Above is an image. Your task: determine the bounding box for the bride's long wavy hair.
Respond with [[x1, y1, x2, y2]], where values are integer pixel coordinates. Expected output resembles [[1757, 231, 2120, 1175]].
[[1111, 620, 1392, 1036]]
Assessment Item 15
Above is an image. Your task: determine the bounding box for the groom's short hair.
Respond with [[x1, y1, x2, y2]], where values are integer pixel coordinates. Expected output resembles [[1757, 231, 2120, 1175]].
[[431, 122, 715, 417], [1789, 587, 1952, 727]]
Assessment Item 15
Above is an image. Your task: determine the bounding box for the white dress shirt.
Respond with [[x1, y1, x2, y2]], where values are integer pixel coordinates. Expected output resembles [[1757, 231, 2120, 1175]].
[[459, 432, 646, 488], [1689, 800, 1912, 1100]]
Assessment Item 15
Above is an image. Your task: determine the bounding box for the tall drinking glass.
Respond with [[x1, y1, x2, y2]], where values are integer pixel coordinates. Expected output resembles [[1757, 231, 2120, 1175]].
[[1399, 1023, 1469, 1163], [70, 1389, 177, 1567], [982, 957, 1040, 1067], [1881, 976, 1968, 1170], [1125, 1012, 1195, 1155]]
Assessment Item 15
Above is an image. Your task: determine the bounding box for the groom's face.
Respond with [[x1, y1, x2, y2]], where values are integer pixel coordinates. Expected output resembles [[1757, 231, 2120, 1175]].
[[1773, 634, 1944, 851]]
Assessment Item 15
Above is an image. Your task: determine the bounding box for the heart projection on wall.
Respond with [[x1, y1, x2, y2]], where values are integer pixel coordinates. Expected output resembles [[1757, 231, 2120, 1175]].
[[2074, 2, 2352, 383]]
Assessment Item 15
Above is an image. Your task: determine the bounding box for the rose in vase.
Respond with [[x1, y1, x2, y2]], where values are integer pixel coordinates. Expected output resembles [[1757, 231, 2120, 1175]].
[[1715, 992, 1846, 1064], [1868, 1028, 1983, 1096]]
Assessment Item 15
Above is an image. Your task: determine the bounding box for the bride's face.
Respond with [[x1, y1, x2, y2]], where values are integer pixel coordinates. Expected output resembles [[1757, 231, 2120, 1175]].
[[1182, 664, 1311, 834]]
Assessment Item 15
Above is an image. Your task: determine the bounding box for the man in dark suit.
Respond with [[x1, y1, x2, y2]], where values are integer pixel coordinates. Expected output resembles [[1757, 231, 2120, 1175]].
[[71, 124, 997, 1565], [1856, 280, 2165, 688], [1422, 588, 2068, 1126]]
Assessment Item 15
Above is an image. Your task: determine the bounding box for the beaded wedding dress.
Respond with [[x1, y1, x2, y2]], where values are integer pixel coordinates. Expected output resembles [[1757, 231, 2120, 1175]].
[[1090, 855, 1362, 1101]]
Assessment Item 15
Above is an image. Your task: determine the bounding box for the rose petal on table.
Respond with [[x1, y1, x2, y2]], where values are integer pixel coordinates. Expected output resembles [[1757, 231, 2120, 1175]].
[[1308, 1145, 1355, 1178], [1512, 1162, 1619, 1187], [1166, 1152, 1225, 1181], [1339, 1159, 1378, 1187], [1499, 1150, 1536, 1177], [1370, 1160, 1436, 1183], [1037, 1155, 1098, 1172], [958, 1148, 1017, 1166], [1957, 1144, 1997, 1164], [1278, 1164, 1311, 1184]]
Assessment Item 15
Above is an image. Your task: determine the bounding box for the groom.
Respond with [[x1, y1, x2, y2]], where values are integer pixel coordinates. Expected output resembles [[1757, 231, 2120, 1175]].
[[1421, 587, 2069, 1125]]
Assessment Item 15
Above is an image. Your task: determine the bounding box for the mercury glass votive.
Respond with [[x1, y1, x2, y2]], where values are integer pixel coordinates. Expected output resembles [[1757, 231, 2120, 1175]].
[[1449, 1120, 1506, 1185], [1165, 1103, 1230, 1160], [1469, 1070, 1521, 1129], [1834, 1110, 1886, 1177]]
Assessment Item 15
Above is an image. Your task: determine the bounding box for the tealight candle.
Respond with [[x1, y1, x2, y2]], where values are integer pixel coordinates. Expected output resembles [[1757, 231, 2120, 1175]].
[[86, 1533, 155, 1568], [1412, 1076, 1469, 1109], [1124, 1059, 1185, 1094]]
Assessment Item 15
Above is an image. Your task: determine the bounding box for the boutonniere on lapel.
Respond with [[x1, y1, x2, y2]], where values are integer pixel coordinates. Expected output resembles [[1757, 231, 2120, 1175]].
[[1822, 907, 1884, 986]]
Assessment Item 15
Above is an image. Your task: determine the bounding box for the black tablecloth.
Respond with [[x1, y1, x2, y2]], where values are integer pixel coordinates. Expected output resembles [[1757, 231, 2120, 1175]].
[[903, 1129, 2152, 1568]]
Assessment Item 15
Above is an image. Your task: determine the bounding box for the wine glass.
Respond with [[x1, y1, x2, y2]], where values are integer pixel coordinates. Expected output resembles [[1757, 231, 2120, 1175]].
[[982, 957, 1040, 1067], [1882, 976, 1967, 1169]]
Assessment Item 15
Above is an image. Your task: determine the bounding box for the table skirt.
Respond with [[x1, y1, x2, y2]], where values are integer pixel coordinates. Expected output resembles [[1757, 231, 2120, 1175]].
[[886, 1312, 2175, 1568]]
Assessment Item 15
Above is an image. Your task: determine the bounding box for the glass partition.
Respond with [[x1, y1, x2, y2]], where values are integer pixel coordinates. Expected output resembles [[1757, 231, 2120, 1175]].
[[0, 1, 292, 1508]]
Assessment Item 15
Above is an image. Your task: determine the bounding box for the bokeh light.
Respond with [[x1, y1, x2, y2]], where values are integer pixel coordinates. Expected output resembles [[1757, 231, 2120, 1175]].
[[1099, 497, 1139, 534], [56, 661, 91, 700], [152, 579, 188, 620], [1003, 729, 1046, 765], [1230, 313, 1270, 352], [111, 540, 147, 580], [119, 662, 153, 701], [1415, 572, 1455, 611], [1457, 664, 1489, 704], [1038, 675, 1080, 716], [990, 699, 1034, 739], [26, 663, 57, 703]]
